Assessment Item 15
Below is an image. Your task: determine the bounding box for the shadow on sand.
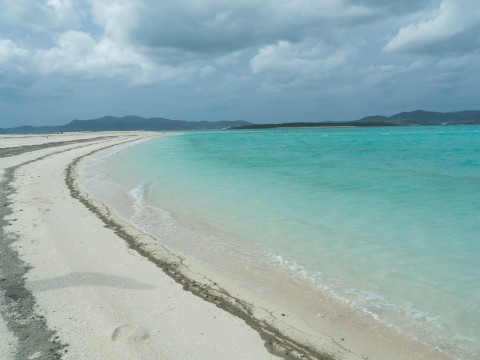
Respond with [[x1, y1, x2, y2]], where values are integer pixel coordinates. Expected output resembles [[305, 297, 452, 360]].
[[28, 272, 156, 292]]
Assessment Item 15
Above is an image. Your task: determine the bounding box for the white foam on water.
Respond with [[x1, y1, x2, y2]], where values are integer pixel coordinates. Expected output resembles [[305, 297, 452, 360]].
[[263, 246, 478, 359]]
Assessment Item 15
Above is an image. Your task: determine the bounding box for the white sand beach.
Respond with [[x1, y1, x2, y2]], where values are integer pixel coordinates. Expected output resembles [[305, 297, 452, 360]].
[[0, 132, 452, 360]]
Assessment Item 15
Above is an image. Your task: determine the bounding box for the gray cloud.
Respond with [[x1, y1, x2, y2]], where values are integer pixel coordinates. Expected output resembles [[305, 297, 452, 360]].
[[104, 0, 390, 57]]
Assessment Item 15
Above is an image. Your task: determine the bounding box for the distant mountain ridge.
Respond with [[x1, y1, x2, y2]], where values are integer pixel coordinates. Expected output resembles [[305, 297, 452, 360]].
[[231, 110, 480, 129], [0, 116, 252, 134], [359, 110, 480, 125], [1, 110, 479, 134]]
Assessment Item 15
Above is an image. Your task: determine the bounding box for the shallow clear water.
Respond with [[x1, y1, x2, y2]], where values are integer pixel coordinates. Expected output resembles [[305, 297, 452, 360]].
[[86, 126, 480, 359]]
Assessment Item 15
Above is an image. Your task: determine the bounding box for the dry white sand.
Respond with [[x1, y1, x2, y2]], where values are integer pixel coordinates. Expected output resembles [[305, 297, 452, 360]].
[[0, 132, 452, 360]]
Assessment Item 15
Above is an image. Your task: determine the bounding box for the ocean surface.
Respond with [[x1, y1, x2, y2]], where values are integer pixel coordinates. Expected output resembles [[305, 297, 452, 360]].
[[85, 126, 480, 359]]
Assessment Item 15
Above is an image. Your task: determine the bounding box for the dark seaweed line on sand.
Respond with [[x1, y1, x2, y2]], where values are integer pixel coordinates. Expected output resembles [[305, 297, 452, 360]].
[[0, 137, 128, 360], [0, 136, 112, 158], [66, 142, 343, 360]]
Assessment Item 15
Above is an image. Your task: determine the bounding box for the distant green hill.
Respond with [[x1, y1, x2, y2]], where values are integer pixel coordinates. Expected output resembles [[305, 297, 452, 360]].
[[0, 116, 252, 134]]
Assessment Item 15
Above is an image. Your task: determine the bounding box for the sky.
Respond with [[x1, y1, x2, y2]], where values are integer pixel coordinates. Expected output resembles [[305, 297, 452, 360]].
[[0, 0, 479, 127]]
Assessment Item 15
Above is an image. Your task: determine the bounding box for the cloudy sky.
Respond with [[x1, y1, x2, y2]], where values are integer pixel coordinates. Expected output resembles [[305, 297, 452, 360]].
[[0, 0, 479, 127]]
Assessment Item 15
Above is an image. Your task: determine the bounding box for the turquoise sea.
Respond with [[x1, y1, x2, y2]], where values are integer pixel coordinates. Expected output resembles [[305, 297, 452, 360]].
[[85, 126, 480, 359]]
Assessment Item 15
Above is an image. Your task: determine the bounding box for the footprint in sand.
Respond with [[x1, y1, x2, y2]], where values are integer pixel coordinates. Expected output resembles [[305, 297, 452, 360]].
[[111, 324, 149, 342]]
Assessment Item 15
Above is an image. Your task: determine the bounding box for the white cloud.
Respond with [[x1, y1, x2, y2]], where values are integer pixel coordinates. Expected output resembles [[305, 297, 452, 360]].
[[0, 39, 29, 64], [87, 0, 139, 40], [0, 32, 194, 84], [38, 31, 195, 83], [384, 0, 480, 54], [46, 0, 81, 25]]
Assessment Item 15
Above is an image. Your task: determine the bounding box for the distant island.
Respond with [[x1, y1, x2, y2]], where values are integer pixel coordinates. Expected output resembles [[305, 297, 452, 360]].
[[0, 116, 252, 134], [230, 110, 480, 129], [1, 110, 479, 134]]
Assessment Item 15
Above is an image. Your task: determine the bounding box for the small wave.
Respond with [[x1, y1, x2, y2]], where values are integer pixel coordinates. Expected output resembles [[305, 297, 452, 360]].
[[264, 250, 477, 357], [127, 184, 177, 236], [402, 302, 443, 328], [129, 182, 148, 214], [269, 255, 320, 283]]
